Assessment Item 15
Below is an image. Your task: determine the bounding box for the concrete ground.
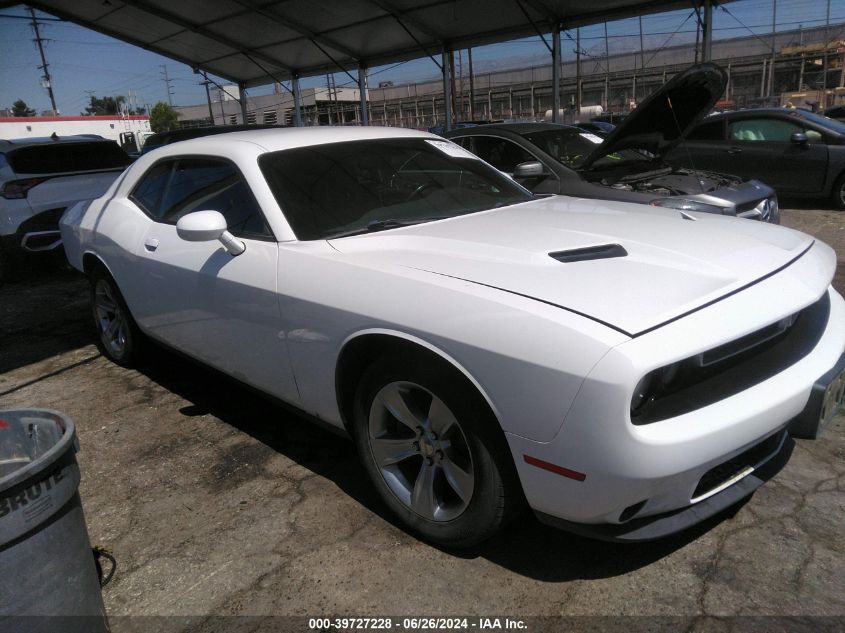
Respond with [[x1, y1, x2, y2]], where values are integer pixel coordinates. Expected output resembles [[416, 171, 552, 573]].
[[1, 207, 843, 630]]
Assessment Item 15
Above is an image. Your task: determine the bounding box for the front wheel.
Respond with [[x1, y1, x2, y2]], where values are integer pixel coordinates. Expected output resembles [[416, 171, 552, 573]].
[[352, 353, 521, 547], [832, 173, 845, 210], [90, 267, 142, 367]]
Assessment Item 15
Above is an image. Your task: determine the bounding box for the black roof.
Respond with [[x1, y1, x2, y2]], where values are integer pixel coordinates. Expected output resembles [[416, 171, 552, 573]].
[[0, 134, 107, 150]]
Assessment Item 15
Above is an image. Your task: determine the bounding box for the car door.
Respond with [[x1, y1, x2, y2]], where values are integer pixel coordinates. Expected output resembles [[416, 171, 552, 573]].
[[126, 156, 299, 402], [668, 118, 729, 173], [722, 116, 828, 194]]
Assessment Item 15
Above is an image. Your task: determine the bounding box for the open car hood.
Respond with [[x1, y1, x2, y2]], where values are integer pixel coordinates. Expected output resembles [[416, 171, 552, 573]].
[[578, 63, 727, 170]]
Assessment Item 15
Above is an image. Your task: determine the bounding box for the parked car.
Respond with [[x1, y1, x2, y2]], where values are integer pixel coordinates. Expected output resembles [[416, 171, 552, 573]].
[[61, 126, 845, 547], [446, 64, 778, 223], [141, 124, 279, 154], [0, 135, 131, 281], [666, 107, 845, 208]]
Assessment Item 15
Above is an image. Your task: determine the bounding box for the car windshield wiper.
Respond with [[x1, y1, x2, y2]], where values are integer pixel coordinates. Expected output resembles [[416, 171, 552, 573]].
[[325, 217, 446, 239]]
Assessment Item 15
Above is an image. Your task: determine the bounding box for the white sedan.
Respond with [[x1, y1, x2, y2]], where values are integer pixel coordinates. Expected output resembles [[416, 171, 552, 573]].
[[60, 126, 845, 546]]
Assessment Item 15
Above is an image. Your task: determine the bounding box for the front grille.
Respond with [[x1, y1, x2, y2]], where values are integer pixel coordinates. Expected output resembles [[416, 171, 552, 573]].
[[692, 431, 785, 501], [735, 200, 760, 214], [632, 292, 830, 424]]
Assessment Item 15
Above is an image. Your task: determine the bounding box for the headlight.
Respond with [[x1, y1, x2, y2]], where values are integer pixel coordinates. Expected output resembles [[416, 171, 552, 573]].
[[630, 362, 682, 418], [650, 198, 727, 214]]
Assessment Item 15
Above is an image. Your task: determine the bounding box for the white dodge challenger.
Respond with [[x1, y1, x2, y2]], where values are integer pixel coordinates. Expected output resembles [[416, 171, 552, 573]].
[[60, 126, 845, 546]]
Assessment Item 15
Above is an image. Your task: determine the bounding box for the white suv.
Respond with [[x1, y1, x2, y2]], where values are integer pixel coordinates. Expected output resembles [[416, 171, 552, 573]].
[[0, 135, 130, 281]]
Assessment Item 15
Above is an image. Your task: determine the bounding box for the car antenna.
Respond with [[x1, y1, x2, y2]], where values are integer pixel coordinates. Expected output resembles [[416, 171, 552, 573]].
[[666, 95, 705, 194]]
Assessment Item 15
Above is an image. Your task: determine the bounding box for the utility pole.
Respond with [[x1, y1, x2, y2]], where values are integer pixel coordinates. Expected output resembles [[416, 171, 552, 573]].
[[28, 7, 58, 114], [160, 65, 174, 106]]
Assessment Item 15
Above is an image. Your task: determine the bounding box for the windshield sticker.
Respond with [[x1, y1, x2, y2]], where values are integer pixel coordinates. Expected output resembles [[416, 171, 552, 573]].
[[425, 139, 480, 160], [579, 133, 604, 144]]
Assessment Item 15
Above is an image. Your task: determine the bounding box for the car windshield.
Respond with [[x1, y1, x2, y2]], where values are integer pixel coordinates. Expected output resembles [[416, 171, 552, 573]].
[[785, 109, 845, 135], [258, 138, 532, 240], [521, 128, 647, 169]]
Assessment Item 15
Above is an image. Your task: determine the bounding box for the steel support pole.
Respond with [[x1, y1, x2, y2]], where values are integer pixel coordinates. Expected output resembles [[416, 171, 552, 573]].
[[702, 0, 713, 62], [358, 64, 369, 126], [552, 23, 561, 123], [769, 0, 777, 97], [442, 46, 453, 132], [292, 73, 302, 127], [239, 82, 248, 124]]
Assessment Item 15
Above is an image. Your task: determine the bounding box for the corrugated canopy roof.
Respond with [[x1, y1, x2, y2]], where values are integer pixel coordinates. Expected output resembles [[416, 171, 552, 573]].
[[14, 0, 714, 87]]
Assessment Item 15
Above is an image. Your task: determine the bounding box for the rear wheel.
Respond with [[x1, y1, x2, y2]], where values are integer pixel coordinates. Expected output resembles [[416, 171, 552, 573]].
[[89, 267, 142, 367], [352, 353, 521, 547]]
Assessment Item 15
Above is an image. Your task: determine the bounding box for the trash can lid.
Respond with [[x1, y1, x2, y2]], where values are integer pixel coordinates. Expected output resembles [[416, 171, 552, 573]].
[[0, 409, 78, 494]]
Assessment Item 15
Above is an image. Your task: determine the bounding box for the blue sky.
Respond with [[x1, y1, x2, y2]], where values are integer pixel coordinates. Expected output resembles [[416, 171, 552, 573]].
[[1, 0, 843, 115]]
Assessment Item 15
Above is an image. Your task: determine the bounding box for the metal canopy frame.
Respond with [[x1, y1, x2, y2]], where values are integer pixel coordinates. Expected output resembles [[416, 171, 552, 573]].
[[7, 0, 721, 128]]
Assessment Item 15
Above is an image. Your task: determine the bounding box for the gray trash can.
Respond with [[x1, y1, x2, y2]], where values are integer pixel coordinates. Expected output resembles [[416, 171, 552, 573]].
[[0, 409, 109, 633]]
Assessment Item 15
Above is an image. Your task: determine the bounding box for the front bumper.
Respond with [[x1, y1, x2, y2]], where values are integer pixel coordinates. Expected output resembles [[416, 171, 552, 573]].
[[535, 430, 793, 542], [507, 277, 845, 537], [529, 349, 844, 542]]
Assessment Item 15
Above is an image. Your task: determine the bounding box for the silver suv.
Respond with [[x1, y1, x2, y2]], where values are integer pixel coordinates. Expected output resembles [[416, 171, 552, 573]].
[[0, 135, 130, 281]]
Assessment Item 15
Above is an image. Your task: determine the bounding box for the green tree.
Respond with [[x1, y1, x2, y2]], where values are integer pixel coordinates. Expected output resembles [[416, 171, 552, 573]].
[[149, 101, 179, 133], [11, 99, 35, 117], [83, 95, 146, 116], [84, 95, 125, 115]]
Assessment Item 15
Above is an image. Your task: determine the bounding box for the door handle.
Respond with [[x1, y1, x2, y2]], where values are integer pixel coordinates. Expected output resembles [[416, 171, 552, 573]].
[[144, 238, 159, 252], [727, 147, 742, 155]]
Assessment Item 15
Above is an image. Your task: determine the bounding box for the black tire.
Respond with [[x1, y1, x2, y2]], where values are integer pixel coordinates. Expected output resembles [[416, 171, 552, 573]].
[[89, 265, 142, 367], [352, 352, 522, 547], [832, 172, 845, 210]]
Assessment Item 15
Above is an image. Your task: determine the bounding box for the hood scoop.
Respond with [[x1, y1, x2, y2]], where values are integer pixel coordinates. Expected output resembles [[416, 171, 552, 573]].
[[549, 243, 628, 263]]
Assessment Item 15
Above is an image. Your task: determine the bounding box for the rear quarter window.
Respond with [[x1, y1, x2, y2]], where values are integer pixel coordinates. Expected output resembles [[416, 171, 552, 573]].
[[8, 142, 130, 175]]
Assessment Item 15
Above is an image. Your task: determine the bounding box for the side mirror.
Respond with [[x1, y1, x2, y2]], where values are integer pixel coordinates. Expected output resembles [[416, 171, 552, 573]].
[[176, 210, 245, 256], [790, 132, 808, 145], [513, 160, 549, 179]]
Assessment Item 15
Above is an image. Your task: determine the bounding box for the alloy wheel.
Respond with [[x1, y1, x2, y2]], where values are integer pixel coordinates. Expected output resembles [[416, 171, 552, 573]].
[[93, 279, 128, 358], [367, 381, 475, 522]]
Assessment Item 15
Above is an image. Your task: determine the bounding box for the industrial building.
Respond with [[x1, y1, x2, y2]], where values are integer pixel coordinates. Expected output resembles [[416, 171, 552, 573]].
[[174, 21, 845, 129]]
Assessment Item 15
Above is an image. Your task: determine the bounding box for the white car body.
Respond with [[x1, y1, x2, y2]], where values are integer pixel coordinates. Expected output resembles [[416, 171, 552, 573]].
[[60, 126, 845, 541], [0, 137, 128, 269]]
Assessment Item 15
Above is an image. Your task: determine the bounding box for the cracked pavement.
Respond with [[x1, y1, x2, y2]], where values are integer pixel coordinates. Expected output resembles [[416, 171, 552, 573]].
[[0, 208, 843, 628]]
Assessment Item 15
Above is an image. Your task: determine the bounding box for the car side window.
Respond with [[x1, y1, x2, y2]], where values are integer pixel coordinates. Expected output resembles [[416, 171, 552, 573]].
[[728, 118, 803, 142], [687, 119, 725, 141], [469, 137, 534, 173], [132, 158, 272, 239], [130, 161, 174, 217]]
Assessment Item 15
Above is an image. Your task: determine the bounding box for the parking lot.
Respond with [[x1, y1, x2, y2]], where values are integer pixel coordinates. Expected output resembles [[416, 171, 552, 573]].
[[1, 206, 843, 629]]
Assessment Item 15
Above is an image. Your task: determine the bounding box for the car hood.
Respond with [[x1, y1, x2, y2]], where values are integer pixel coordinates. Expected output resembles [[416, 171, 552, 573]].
[[329, 197, 814, 336], [579, 63, 727, 170]]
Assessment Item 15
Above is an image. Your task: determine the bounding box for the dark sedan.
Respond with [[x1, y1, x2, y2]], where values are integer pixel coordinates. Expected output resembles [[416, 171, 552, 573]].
[[666, 108, 845, 208]]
